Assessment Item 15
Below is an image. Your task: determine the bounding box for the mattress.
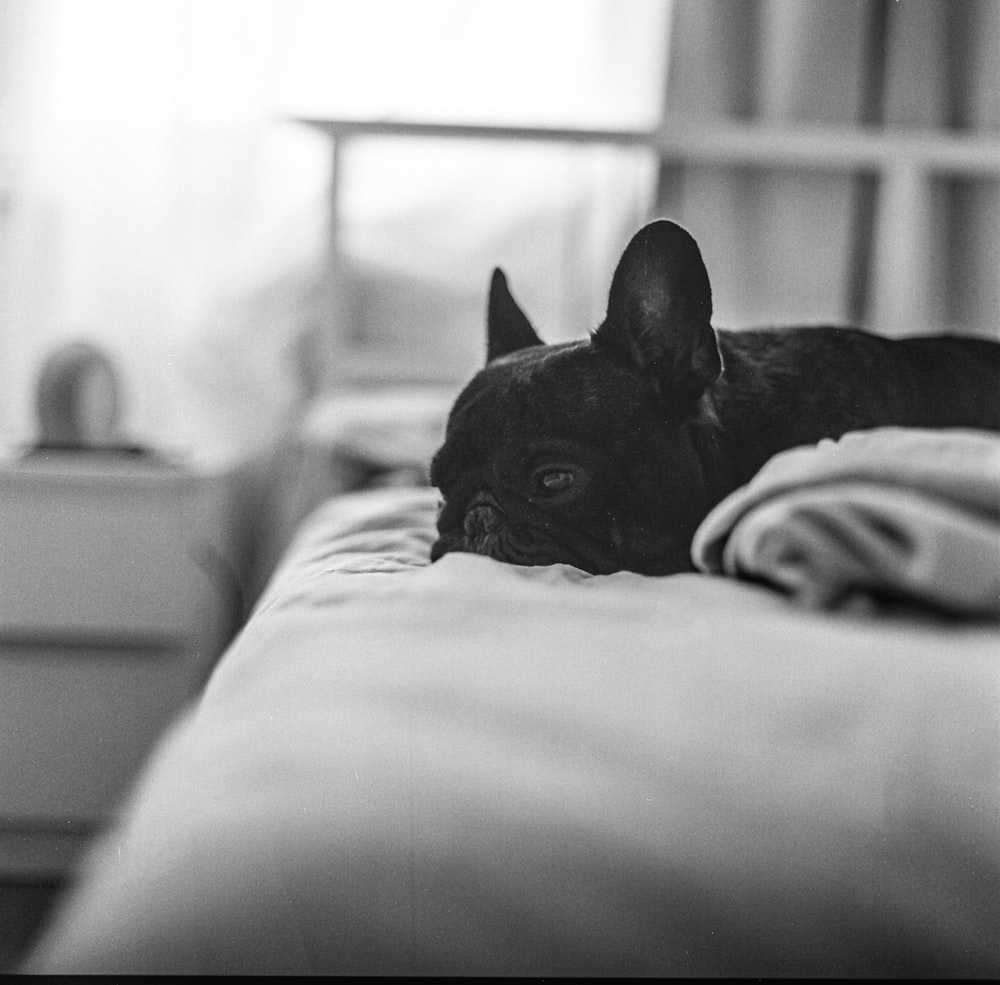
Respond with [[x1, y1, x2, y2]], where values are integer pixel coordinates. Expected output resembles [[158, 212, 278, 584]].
[[23, 433, 1000, 976]]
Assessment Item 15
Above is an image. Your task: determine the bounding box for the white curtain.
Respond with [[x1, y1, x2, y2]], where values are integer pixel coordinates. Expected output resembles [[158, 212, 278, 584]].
[[0, 0, 670, 466]]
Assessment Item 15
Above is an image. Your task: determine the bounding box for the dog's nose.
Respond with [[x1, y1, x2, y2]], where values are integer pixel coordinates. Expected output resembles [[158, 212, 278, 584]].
[[464, 502, 502, 540]]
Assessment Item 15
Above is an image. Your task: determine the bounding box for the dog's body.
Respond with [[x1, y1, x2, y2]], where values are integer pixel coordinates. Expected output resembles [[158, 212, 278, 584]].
[[430, 219, 1000, 575]]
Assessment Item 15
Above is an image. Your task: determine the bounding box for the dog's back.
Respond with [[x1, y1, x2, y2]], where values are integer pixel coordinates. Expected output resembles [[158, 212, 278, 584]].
[[709, 327, 1000, 483]]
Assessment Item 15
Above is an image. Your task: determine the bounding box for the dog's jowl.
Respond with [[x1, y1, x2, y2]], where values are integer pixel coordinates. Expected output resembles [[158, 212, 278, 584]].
[[430, 219, 1000, 575]]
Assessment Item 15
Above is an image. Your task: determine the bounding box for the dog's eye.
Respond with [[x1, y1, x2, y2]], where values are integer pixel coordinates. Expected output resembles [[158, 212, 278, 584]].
[[535, 469, 575, 494]]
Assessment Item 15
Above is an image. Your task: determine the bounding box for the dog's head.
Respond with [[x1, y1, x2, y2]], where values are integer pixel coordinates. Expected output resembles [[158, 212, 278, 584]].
[[429, 219, 730, 574]]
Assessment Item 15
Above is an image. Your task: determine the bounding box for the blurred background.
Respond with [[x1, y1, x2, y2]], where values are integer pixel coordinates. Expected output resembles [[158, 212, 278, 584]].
[[2, 0, 996, 467], [1, 3, 999, 962]]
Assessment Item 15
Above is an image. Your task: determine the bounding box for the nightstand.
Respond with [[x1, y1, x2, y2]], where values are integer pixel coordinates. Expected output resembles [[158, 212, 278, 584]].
[[0, 451, 244, 880]]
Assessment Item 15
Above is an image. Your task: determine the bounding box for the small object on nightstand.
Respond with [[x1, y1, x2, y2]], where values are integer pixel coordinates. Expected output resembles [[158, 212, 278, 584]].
[[30, 340, 156, 458]]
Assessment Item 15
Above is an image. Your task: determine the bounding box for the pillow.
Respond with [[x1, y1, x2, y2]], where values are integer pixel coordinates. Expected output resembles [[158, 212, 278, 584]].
[[299, 386, 456, 485]]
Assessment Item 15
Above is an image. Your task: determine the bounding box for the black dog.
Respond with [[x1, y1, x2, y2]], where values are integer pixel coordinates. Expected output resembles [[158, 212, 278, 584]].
[[430, 219, 1000, 575]]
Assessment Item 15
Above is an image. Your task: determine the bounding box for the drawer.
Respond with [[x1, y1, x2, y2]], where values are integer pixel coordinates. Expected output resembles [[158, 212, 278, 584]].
[[0, 469, 207, 638], [0, 642, 199, 824]]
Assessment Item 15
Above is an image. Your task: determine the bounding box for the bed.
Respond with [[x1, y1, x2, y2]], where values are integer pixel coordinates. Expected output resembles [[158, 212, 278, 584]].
[[21, 409, 1000, 977]]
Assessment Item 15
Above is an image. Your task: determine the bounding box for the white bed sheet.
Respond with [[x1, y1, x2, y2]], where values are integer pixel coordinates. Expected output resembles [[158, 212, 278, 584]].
[[24, 486, 1000, 976]]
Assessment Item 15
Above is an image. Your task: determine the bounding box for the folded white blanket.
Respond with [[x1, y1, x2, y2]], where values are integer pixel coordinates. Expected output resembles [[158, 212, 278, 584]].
[[691, 428, 1000, 617]]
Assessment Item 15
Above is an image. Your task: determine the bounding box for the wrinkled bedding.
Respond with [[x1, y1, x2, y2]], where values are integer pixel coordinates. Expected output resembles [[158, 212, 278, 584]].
[[693, 427, 1000, 617], [24, 444, 1000, 977]]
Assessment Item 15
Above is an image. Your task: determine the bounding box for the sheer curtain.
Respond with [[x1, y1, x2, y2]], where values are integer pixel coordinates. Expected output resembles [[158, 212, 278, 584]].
[[0, 0, 670, 465]]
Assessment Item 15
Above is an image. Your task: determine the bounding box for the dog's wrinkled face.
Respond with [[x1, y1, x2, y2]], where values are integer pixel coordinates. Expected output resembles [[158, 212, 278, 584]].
[[430, 219, 726, 575]]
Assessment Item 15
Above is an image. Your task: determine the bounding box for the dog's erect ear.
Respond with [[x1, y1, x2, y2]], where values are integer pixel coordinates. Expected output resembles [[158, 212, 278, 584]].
[[593, 220, 722, 406], [487, 268, 543, 363]]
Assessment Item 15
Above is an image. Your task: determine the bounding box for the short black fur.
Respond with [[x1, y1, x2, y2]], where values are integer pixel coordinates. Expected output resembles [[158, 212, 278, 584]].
[[430, 219, 1000, 575]]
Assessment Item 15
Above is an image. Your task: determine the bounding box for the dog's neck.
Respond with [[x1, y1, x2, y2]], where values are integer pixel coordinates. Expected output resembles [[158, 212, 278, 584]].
[[690, 332, 847, 493], [684, 351, 790, 494]]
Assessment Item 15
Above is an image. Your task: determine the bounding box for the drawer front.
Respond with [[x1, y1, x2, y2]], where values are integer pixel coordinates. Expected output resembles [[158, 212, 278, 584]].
[[0, 480, 202, 637], [0, 643, 197, 824]]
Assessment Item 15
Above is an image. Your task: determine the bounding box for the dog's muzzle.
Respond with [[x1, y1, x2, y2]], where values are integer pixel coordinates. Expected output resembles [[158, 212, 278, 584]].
[[432, 491, 622, 571], [463, 500, 502, 538], [458, 496, 510, 557], [432, 493, 559, 565]]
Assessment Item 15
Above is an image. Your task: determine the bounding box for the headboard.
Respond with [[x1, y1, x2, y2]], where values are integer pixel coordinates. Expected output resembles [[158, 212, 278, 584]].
[[296, 114, 1000, 393]]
